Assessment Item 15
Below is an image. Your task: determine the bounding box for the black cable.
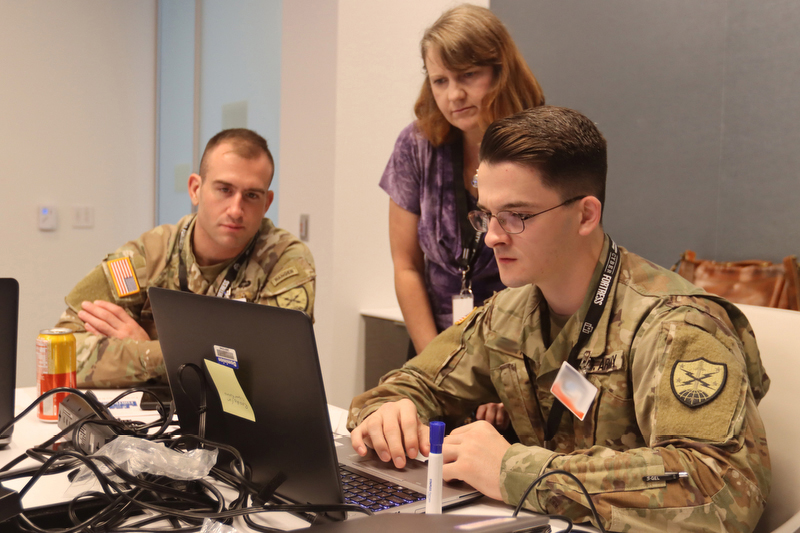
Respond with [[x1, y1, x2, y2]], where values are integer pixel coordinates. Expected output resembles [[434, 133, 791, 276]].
[[0, 388, 108, 434], [244, 511, 283, 532], [15, 452, 220, 533], [512, 469, 606, 533], [5, 391, 376, 532], [177, 364, 208, 440], [1, 406, 112, 477], [105, 388, 168, 416], [0, 387, 113, 467]]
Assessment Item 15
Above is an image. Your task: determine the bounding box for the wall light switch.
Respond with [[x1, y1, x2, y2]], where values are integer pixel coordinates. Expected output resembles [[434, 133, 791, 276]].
[[299, 214, 309, 241], [38, 205, 57, 231], [72, 206, 94, 228]]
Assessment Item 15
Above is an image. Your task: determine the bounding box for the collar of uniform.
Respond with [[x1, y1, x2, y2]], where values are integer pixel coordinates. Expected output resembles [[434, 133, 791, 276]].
[[181, 214, 211, 294], [180, 214, 266, 295], [527, 235, 619, 378]]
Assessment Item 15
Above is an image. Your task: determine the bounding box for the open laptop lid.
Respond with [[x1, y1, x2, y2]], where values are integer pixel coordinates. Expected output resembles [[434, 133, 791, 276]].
[[148, 287, 343, 513], [0, 278, 19, 447]]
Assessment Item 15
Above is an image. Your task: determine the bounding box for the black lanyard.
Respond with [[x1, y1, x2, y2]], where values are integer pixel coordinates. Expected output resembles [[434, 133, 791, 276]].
[[524, 237, 620, 450], [177, 220, 259, 299], [452, 137, 483, 293]]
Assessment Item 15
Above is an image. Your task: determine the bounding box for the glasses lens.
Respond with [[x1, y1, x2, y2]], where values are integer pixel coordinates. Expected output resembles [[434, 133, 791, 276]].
[[468, 211, 488, 232], [497, 212, 523, 234]]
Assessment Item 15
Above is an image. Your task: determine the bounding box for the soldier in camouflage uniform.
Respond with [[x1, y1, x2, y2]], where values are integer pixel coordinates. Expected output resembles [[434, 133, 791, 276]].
[[348, 107, 770, 532], [56, 129, 315, 388]]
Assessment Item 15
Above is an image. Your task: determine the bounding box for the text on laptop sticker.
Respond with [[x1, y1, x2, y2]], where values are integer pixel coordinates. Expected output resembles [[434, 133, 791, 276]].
[[213, 345, 239, 369], [204, 359, 255, 422]]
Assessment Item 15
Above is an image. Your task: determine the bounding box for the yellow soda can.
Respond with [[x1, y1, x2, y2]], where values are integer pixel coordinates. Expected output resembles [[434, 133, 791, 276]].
[[35, 328, 76, 422]]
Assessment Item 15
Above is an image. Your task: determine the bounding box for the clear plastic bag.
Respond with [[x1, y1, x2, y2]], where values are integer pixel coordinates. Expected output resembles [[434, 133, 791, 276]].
[[70, 435, 218, 488], [199, 518, 240, 533]]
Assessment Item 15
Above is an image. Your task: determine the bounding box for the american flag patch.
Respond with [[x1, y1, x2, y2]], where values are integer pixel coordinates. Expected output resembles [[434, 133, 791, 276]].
[[107, 257, 140, 298]]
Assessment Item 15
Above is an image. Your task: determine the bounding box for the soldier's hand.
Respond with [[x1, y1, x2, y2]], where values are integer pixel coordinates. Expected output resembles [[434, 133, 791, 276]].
[[475, 402, 510, 431], [442, 420, 510, 501], [78, 300, 151, 342], [350, 398, 429, 469]]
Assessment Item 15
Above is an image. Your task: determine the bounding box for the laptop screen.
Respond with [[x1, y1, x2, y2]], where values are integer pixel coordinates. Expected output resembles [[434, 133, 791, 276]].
[[149, 287, 343, 514], [0, 278, 19, 446]]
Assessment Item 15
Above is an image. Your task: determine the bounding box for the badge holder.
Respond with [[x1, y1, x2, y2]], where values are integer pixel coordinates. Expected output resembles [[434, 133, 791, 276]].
[[452, 269, 474, 325], [550, 362, 598, 421]]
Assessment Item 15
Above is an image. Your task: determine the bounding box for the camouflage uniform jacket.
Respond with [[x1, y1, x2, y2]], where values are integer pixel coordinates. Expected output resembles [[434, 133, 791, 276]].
[[348, 237, 770, 532], [57, 214, 316, 388]]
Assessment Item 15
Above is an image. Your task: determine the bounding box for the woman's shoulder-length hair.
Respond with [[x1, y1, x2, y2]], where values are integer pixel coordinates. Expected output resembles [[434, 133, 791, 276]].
[[414, 4, 545, 147]]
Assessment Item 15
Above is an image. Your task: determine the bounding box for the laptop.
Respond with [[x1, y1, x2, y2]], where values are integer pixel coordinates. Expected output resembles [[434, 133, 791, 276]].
[[0, 278, 19, 448], [148, 287, 481, 520]]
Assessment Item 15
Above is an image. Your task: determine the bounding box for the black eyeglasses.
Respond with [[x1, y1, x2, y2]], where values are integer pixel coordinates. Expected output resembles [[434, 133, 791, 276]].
[[468, 196, 587, 235]]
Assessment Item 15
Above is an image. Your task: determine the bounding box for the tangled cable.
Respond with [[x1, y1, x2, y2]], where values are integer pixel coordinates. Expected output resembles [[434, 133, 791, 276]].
[[0, 388, 371, 532]]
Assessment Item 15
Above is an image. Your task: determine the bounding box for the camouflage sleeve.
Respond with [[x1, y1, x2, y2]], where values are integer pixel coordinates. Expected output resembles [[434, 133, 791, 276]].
[[500, 306, 770, 533], [347, 308, 501, 431], [255, 241, 316, 320], [55, 307, 165, 389], [56, 237, 166, 389]]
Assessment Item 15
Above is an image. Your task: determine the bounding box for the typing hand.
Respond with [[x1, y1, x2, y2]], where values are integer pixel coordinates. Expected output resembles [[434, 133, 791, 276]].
[[475, 402, 510, 431], [442, 420, 510, 500], [78, 300, 151, 342], [350, 398, 430, 468]]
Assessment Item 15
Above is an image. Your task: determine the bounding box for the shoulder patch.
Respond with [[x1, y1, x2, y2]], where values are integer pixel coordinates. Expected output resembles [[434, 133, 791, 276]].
[[270, 266, 299, 287], [276, 287, 308, 312], [670, 358, 727, 407], [105, 257, 141, 298]]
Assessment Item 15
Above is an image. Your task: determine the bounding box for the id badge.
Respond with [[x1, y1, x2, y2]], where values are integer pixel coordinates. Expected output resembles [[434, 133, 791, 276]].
[[550, 362, 598, 420], [452, 294, 474, 325]]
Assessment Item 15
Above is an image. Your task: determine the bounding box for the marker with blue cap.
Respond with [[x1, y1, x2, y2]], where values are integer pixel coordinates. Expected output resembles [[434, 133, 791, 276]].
[[426, 421, 445, 514]]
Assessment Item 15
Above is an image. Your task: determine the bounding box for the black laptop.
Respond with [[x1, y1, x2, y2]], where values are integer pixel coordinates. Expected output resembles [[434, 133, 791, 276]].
[[148, 287, 481, 519], [0, 278, 19, 448]]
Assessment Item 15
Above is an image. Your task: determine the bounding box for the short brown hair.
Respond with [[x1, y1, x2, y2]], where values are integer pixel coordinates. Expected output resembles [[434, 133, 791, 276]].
[[414, 4, 545, 147], [198, 128, 274, 179], [479, 106, 607, 209]]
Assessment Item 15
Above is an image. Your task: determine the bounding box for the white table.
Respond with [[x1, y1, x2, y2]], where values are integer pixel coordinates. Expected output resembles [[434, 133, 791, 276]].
[[1, 388, 583, 532]]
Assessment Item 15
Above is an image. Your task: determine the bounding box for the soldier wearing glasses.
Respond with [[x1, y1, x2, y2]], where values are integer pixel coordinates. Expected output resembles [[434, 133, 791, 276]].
[[348, 106, 770, 532]]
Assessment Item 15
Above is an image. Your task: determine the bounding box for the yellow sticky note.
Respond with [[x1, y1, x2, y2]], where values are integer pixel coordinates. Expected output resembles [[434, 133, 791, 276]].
[[204, 359, 256, 422]]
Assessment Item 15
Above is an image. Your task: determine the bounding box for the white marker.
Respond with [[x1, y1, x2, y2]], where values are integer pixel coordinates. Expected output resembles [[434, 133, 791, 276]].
[[426, 421, 445, 514]]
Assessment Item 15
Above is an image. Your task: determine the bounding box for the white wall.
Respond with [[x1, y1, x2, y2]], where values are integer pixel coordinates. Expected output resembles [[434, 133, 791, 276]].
[[200, 0, 283, 222], [280, 0, 488, 408], [0, 1, 157, 386], [0, 0, 487, 401]]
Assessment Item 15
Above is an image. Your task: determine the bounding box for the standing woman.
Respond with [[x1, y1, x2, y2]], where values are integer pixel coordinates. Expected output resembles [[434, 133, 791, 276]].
[[382, 4, 545, 355]]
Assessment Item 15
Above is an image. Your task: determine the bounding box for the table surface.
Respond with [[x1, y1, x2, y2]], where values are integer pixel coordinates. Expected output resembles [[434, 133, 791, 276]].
[[359, 307, 405, 323], [1, 387, 584, 532]]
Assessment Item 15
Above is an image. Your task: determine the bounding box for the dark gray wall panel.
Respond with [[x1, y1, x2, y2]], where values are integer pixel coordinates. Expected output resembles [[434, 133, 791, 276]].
[[492, 0, 799, 266], [717, 0, 800, 260]]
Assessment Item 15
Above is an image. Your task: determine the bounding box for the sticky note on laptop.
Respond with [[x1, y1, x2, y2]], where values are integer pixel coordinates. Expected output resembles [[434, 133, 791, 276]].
[[204, 359, 256, 422]]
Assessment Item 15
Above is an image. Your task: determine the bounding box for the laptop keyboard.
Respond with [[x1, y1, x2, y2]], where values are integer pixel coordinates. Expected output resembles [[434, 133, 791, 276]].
[[339, 464, 426, 512]]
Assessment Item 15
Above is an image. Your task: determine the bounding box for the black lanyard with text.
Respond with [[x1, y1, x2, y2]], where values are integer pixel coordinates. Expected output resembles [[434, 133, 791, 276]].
[[452, 137, 483, 295], [177, 221, 259, 299], [524, 237, 620, 450]]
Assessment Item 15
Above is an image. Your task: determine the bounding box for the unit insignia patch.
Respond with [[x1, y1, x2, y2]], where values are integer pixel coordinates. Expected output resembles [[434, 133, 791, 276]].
[[670, 358, 727, 408]]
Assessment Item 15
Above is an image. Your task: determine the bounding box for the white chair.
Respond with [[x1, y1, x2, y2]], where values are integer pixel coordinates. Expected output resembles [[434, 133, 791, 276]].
[[736, 304, 800, 533], [772, 509, 800, 533]]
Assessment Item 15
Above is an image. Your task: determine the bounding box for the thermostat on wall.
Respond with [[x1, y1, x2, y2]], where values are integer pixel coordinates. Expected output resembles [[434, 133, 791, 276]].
[[38, 205, 57, 231]]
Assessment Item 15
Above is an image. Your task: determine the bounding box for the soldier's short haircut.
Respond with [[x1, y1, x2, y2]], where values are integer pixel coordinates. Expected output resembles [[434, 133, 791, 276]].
[[479, 106, 607, 211], [198, 128, 274, 182]]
